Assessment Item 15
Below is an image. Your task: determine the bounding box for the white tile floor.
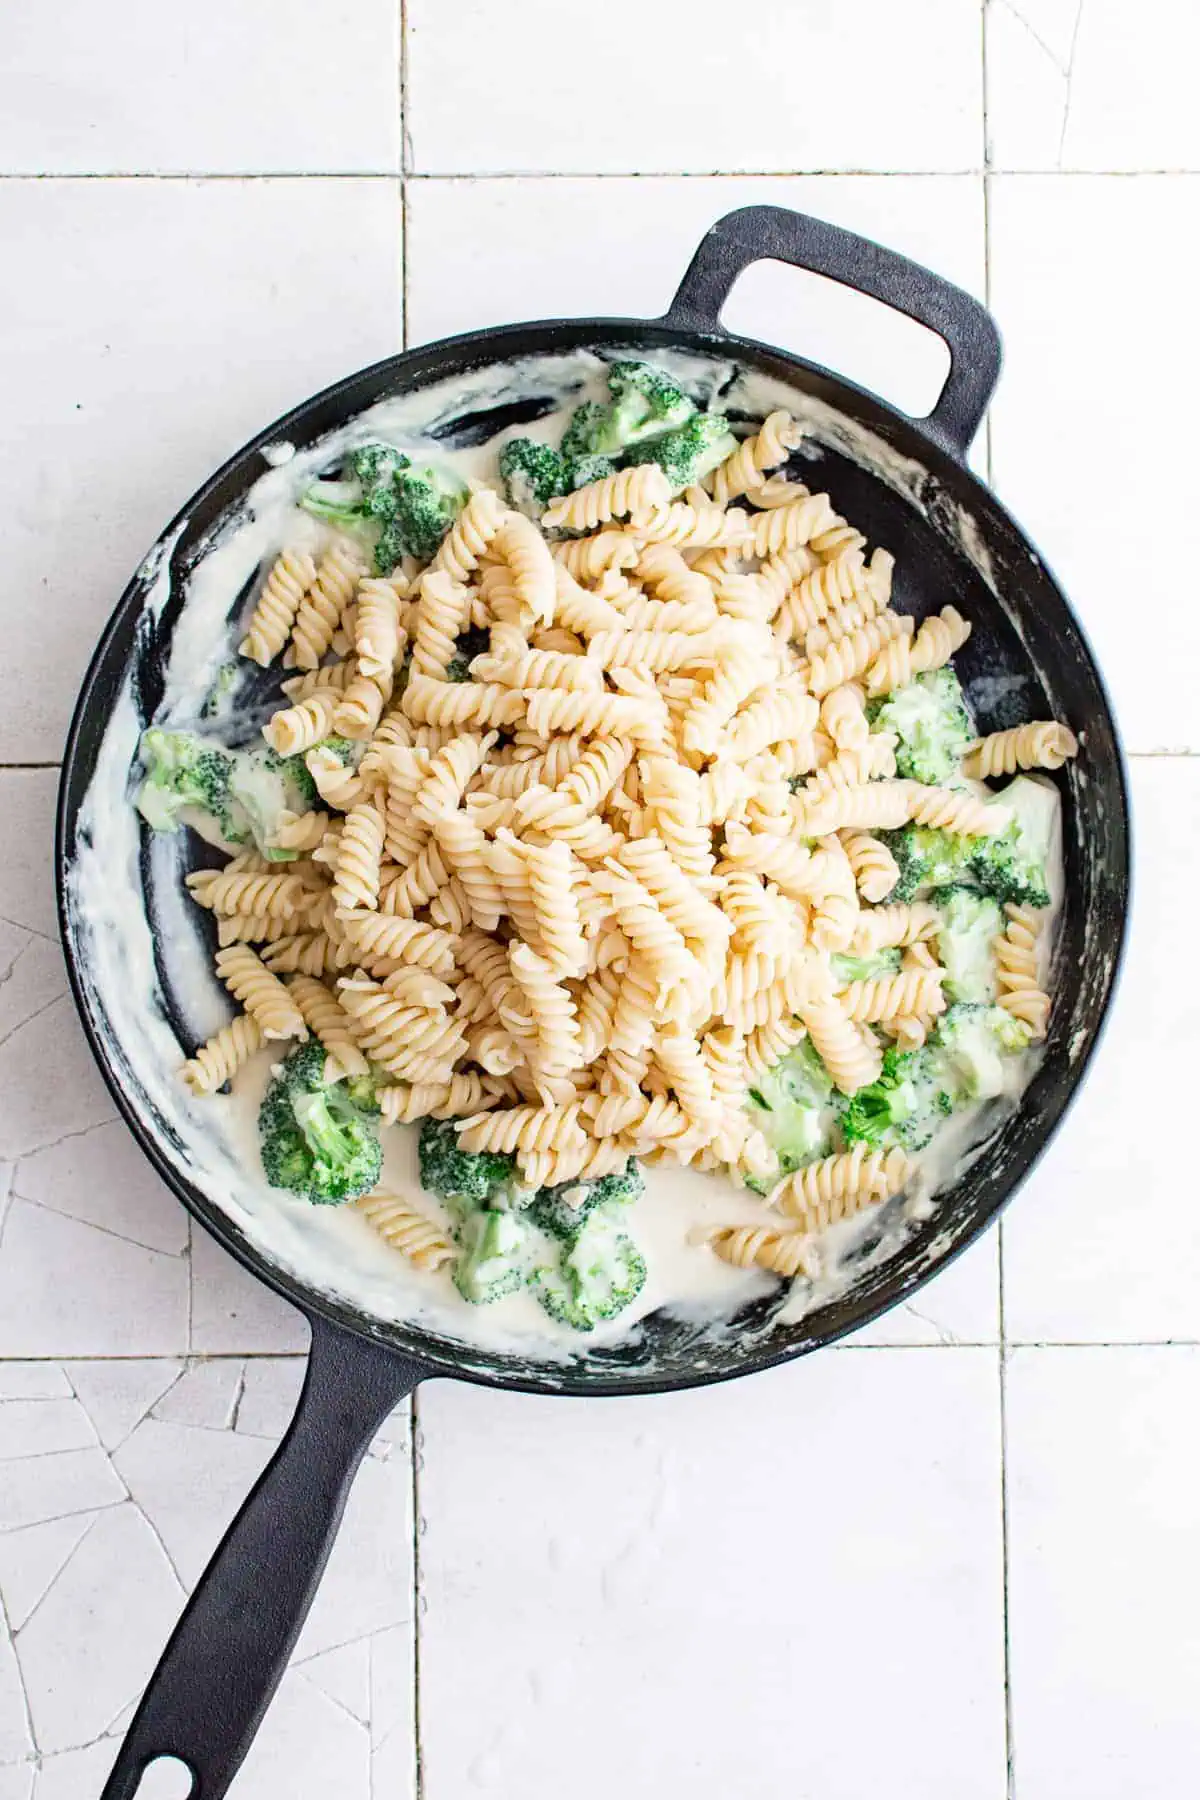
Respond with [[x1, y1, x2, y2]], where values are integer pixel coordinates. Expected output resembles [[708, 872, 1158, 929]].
[[0, 3, 1191, 1796]]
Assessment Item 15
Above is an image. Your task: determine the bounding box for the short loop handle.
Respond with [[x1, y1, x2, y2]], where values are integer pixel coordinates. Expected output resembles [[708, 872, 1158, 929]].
[[100, 1314, 425, 1800], [662, 205, 1002, 461]]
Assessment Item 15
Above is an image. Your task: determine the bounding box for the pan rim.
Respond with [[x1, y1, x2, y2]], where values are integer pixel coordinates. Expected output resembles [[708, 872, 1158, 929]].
[[55, 316, 1133, 1396]]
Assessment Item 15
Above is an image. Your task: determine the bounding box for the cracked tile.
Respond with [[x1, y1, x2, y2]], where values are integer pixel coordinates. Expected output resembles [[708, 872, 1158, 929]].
[[64, 1362, 183, 1453], [0, 1514, 100, 1631], [26, 1739, 120, 1800], [0, 1400, 96, 1462], [293, 1452, 414, 1663], [0, 775, 58, 940], [0, 996, 116, 1165], [987, 0, 1200, 170], [113, 1417, 275, 1591], [15, 1120, 187, 1257], [151, 1359, 243, 1431], [0, 942, 68, 1058], [233, 1357, 306, 1439], [232, 1667, 370, 1798], [0, 1201, 188, 1357], [843, 1228, 1000, 1346], [188, 1225, 308, 1355], [15, 1503, 184, 1755], [0, 1627, 33, 1765], [297, 1641, 371, 1727], [0, 1371, 70, 1404], [0, 1448, 124, 1534]]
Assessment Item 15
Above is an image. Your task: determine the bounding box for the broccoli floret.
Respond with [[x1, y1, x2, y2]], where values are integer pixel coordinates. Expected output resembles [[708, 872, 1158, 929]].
[[566, 452, 618, 489], [935, 888, 1003, 1003], [498, 438, 568, 516], [745, 1037, 840, 1183], [259, 1041, 382, 1204], [298, 477, 368, 529], [968, 774, 1057, 909], [533, 1209, 647, 1331], [136, 729, 239, 837], [627, 412, 738, 494], [604, 360, 696, 447], [318, 735, 358, 766], [417, 1117, 515, 1210], [829, 948, 903, 986], [393, 464, 469, 562], [526, 1160, 645, 1240], [453, 1208, 530, 1305], [558, 364, 696, 467], [351, 442, 410, 518], [871, 668, 974, 786], [877, 824, 976, 903], [228, 746, 319, 860], [559, 401, 612, 465], [932, 1002, 1033, 1101], [841, 1046, 955, 1151]]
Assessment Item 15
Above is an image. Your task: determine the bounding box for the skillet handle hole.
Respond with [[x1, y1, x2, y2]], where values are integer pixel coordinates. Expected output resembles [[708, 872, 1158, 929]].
[[720, 257, 952, 424], [130, 1756, 195, 1800]]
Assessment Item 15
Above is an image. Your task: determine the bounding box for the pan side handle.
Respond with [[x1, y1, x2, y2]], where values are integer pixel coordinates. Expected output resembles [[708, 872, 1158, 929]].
[[662, 204, 1002, 461], [100, 1313, 426, 1800]]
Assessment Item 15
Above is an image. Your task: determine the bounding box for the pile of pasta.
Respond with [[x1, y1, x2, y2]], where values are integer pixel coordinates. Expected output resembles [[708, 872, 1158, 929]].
[[179, 406, 1078, 1285]]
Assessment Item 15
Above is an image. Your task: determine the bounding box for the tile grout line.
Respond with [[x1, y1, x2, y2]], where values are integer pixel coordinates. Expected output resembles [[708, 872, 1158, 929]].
[[1, 167, 1198, 181]]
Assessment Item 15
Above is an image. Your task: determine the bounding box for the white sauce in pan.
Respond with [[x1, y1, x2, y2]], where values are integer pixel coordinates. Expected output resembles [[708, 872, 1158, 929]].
[[67, 348, 1061, 1367]]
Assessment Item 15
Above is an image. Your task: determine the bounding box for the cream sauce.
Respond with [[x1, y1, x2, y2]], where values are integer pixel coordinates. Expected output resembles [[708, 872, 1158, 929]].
[[68, 346, 1062, 1364]]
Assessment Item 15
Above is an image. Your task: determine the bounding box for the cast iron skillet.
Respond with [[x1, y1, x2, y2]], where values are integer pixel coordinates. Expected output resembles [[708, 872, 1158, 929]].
[[56, 207, 1129, 1799]]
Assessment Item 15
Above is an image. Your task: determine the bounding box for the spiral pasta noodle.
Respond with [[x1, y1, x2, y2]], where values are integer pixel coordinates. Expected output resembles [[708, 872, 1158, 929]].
[[866, 605, 972, 697], [771, 1144, 911, 1229], [263, 688, 339, 757], [706, 1223, 823, 1279], [995, 903, 1050, 1037], [542, 464, 670, 533], [289, 540, 365, 670], [214, 946, 308, 1041], [356, 1191, 457, 1271], [332, 799, 386, 912], [839, 831, 901, 904], [963, 721, 1079, 780], [838, 968, 946, 1025], [240, 549, 316, 667], [708, 410, 803, 506], [287, 974, 370, 1080], [180, 1014, 265, 1095]]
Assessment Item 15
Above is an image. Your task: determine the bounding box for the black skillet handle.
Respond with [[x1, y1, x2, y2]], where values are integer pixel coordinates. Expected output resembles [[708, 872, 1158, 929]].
[[662, 205, 1002, 461], [100, 1313, 425, 1800]]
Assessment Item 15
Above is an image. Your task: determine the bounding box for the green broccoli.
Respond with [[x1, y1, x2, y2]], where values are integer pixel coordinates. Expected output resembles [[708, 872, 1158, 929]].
[[559, 401, 612, 465], [870, 668, 974, 786], [841, 1046, 955, 1151], [498, 438, 568, 515], [526, 1160, 645, 1239], [877, 824, 976, 903], [829, 948, 903, 986], [392, 464, 469, 562], [351, 443, 411, 518], [932, 1003, 1033, 1101], [453, 1207, 530, 1305], [259, 1041, 382, 1204], [934, 888, 1003, 1003], [745, 1037, 840, 1186], [968, 775, 1057, 909], [136, 729, 239, 837], [200, 659, 240, 721], [603, 360, 696, 447], [558, 363, 696, 467], [417, 1117, 516, 1211], [533, 1208, 647, 1331], [627, 412, 738, 493], [566, 452, 618, 489], [227, 745, 319, 860], [297, 477, 369, 530]]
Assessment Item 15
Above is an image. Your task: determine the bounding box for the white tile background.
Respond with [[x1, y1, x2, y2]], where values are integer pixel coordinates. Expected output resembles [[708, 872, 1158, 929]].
[[0, 3, 1193, 1796]]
